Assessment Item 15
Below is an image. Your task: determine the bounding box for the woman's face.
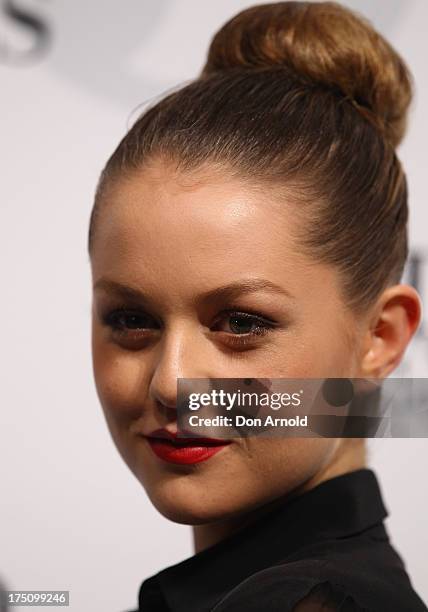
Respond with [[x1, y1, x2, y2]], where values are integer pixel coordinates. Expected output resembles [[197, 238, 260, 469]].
[[90, 158, 367, 524]]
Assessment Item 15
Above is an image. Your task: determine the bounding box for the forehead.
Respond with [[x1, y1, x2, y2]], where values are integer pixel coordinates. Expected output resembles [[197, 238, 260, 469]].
[[90, 161, 332, 299]]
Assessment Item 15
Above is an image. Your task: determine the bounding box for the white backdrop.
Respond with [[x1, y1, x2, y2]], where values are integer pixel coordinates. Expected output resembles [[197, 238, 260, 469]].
[[0, 1, 427, 611]]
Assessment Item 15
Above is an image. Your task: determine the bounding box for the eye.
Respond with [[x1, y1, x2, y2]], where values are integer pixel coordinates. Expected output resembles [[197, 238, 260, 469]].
[[102, 308, 159, 335], [212, 310, 276, 345], [100, 305, 277, 350]]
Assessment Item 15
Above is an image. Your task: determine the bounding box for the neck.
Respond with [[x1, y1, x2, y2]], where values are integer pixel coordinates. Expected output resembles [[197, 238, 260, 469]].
[[192, 439, 366, 553]]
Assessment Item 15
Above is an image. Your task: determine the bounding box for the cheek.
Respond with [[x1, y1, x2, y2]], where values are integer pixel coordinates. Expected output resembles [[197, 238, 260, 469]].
[[284, 330, 354, 377], [244, 437, 337, 489], [91, 330, 149, 422]]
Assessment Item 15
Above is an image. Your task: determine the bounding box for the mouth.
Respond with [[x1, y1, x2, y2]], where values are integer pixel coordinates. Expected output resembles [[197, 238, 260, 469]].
[[143, 428, 232, 465]]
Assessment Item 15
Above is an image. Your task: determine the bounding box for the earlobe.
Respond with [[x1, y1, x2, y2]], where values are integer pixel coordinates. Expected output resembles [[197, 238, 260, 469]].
[[360, 284, 422, 378]]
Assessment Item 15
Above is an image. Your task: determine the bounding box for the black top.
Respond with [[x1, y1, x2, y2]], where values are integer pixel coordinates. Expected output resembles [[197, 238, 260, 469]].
[[130, 469, 427, 612]]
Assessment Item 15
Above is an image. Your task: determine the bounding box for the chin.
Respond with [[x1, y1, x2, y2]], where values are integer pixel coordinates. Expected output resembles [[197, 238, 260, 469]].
[[142, 477, 250, 525]]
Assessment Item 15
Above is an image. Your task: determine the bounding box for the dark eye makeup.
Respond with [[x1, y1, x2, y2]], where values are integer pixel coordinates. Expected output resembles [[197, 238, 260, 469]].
[[99, 303, 278, 349]]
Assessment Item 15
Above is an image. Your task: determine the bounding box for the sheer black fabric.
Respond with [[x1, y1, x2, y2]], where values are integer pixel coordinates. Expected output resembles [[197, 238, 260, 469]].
[[292, 582, 368, 611], [127, 469, 427, 612]]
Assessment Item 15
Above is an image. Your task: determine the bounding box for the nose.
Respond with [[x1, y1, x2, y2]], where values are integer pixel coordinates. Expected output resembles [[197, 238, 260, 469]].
[[148, 322, 212, 411]]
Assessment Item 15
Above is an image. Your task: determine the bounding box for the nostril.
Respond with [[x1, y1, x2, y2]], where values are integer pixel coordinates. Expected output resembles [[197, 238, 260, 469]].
[[155, 399, 177, 421]]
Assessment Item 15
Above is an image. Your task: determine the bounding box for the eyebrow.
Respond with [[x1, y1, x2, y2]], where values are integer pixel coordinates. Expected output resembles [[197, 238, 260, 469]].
[[93, 277, 295, 304]]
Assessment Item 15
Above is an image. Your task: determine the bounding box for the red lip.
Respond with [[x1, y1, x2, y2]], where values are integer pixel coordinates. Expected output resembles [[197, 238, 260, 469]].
[[144, 428, 232, 465]]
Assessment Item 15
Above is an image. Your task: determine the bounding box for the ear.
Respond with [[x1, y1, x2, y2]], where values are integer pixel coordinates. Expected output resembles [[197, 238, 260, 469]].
[[360, 284, 422, 378]]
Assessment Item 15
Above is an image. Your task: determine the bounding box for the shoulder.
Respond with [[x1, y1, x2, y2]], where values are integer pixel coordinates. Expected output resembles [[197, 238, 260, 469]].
[[212, 542, 428, 612]]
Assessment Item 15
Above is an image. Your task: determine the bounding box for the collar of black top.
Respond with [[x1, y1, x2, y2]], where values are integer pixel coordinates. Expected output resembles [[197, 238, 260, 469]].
[[137, 468, 387, 612]]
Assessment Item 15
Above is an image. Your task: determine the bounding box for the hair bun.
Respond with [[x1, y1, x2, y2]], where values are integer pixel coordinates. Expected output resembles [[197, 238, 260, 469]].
[[201, 1, 412, 148]]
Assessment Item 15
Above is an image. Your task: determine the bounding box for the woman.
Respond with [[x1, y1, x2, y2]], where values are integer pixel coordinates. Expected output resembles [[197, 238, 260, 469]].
[[88, 2, 427, 610]]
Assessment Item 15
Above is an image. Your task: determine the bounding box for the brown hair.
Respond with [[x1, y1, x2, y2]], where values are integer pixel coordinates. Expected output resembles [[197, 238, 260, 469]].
[[88, 1, 413, 313]]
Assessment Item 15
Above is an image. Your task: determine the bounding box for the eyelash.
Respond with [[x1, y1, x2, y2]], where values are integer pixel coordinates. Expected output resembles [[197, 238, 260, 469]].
[[101, 305, 276, 347]]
